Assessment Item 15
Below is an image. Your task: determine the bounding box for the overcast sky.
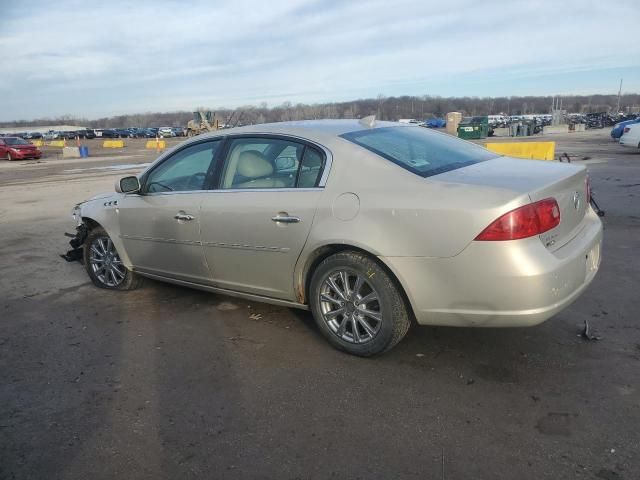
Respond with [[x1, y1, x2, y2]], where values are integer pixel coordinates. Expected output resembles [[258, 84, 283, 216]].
[[1, 0, 639, 121]]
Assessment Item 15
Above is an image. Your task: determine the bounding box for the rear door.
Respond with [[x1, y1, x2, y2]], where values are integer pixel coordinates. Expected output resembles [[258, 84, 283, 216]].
[[199, 135, 327, 299]]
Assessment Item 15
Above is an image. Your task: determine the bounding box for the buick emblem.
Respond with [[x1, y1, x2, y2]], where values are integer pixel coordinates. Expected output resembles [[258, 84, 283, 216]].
[[573, 191, 581, 210]]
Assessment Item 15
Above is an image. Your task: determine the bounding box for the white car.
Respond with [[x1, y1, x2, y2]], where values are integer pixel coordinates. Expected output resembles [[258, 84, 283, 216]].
[[158, 127, 176, 138], [619, 123, 640, 149]]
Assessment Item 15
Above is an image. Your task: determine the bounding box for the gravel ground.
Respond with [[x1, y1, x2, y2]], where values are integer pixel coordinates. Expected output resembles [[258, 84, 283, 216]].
[[0, 129, 638, 480]]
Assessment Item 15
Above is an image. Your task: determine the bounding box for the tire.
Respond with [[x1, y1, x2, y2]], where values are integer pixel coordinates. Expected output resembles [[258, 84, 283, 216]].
[[309, 251, 411, 356], [83, 226, 142, 290]]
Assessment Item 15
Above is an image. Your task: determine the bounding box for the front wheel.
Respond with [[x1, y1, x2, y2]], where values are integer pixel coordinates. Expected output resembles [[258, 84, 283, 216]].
[[83, 226, 142, 290], [309, 251, 411, 356]]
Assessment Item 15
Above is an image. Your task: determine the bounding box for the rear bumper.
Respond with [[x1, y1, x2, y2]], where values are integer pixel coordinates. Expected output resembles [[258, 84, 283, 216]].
[[382, 208, 603, 327]]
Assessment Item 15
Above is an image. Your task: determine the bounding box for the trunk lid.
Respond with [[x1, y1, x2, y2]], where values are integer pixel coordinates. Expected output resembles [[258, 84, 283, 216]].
[[435, 156, 587, 251]]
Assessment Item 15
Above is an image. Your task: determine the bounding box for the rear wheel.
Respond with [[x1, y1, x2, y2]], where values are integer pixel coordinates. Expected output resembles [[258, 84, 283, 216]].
[[309, 251, 411, 356], [83, 226, 142, 290]]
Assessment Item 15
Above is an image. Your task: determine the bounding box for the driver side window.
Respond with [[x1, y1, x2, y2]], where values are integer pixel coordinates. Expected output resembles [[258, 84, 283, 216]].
[[145, 140, 221, 193]]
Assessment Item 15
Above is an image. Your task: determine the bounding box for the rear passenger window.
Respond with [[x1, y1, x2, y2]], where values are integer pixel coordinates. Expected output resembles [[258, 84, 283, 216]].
[[297, 147, 324, 187], [219, 137, 325, 189]]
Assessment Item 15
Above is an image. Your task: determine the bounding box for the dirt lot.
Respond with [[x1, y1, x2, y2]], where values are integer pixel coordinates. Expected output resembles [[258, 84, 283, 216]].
[[1, 130, 639, 480]]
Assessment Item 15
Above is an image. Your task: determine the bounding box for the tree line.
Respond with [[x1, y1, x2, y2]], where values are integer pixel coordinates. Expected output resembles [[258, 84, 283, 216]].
[[3, 93, 639, 128]]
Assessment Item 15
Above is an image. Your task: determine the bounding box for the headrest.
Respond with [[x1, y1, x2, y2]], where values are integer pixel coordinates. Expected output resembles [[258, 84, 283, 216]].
[[237, 150, 273, 178], [304, 149, 323, 168]]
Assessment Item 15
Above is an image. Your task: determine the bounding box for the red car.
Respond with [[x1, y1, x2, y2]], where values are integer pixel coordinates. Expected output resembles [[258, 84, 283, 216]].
[[0, 137, 42, 161]]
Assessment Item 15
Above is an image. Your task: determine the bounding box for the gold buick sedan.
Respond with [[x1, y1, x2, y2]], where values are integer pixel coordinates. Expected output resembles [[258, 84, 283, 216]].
[[66, 119, 602, 356]]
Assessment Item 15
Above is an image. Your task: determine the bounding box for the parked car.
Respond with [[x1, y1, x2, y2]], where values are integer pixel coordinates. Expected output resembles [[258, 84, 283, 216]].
[[425, 118, 446, 128], [132, 128, 151, 138], [24, 132, 43, 139], [100, 129, 120, 138], [83, 129, 97, 139], [158, 127, 175, 138], [0, 136, 42, 160], [611, 117, 640, 140], [66, 120, 603, 356], [114, 129, 132, 138], [619, 123, 640, 149]]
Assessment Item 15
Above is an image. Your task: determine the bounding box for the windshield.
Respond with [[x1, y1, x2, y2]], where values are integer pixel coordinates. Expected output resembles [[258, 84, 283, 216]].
[[341, 126, 498, 178], [4, 137, 30, 145]]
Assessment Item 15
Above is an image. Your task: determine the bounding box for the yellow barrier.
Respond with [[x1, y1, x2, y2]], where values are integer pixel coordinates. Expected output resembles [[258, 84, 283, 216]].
[[146, 140, 166, 150], [30, 140, 44, 147], [485, 142, 556, 161], [103, 140, 125, 148], [48, 140, 66, 147]]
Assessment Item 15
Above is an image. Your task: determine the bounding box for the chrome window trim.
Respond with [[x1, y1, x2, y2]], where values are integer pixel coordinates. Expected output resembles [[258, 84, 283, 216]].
[[138, 132, 333, 191], [212, 187, 323, 194], [137, 187, 324, 197]]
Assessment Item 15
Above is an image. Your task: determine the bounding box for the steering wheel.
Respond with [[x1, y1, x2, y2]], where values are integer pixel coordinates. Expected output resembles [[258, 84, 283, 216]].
[[186, 172, 207, 190]]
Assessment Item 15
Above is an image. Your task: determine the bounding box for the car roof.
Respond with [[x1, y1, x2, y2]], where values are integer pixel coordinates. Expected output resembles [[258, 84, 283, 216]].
[[198, 119, 412, 143]]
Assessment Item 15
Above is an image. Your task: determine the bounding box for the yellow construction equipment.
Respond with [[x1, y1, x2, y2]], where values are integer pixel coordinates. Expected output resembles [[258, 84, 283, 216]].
[[186, 110, 221, 136]]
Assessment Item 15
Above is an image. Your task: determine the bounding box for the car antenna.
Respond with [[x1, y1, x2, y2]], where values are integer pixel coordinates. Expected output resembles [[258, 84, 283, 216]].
[[359, 115, 376, 128]]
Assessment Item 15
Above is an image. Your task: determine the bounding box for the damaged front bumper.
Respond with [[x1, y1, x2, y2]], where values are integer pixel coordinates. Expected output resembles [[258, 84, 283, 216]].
[[61, 206, 88, 262]]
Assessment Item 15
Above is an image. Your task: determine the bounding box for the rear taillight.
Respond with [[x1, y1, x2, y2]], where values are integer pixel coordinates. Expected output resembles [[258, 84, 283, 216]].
[[474, 198, 561, 241]]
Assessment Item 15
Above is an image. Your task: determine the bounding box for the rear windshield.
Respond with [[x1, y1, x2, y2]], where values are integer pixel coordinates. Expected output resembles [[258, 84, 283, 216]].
[[341, 126, 498, 177]]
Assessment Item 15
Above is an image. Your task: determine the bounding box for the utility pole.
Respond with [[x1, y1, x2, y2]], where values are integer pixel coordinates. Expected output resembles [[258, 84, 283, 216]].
[[615, 78, 623, 114]]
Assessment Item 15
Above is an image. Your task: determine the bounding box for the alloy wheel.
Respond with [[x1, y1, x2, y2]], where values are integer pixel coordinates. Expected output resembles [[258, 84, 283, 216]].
[[318, 270, 383, 344], [89, 236, 126, 287]]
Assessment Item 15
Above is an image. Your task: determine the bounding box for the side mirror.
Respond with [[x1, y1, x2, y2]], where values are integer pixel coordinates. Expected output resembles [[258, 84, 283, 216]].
[[115, 176, 141, 193]]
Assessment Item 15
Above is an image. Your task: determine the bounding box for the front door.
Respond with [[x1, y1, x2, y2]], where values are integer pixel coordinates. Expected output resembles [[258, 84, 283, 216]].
[[200, 136, 327, 299], [118, 139, 222, 283]]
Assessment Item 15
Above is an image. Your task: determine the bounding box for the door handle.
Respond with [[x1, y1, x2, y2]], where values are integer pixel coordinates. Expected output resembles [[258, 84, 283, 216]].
[[174, 212, 195, 221], [271, 214, 301, 224]]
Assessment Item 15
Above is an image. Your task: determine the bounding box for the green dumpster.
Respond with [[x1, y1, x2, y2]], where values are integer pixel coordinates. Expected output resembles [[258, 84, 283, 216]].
[[457, 116, 489, 139]]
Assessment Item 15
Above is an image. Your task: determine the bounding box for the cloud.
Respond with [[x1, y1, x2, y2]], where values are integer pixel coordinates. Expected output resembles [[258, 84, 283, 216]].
[[0, 0, 639, 120]]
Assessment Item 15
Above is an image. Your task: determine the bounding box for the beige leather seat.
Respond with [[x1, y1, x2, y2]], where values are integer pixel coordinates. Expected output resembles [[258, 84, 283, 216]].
[[232, 150, 286, 189]]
